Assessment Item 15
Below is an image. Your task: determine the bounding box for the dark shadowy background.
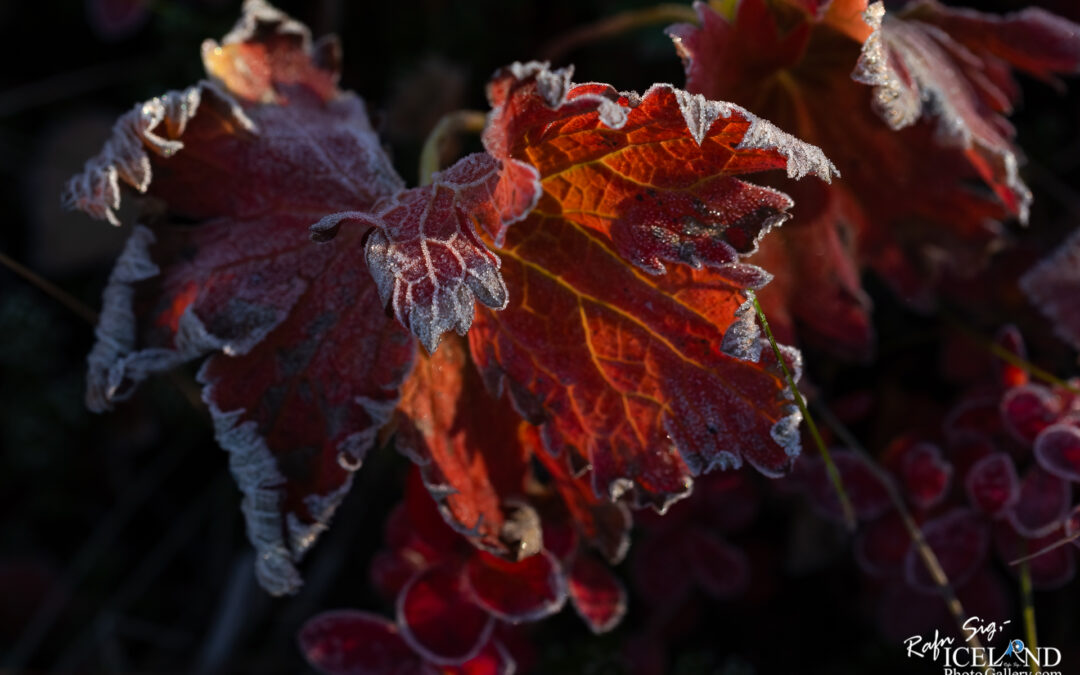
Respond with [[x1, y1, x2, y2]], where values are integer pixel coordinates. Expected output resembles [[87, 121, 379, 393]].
[[1, 0, 1079, 673]]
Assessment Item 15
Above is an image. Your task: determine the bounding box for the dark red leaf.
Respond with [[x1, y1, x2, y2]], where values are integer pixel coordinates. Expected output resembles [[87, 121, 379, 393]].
[[1007, 466, 1072, 537], [896, 442, 953, 510], [463, 550, 567, 623], [1033, 423, 1080, 483], [904, 508, 989, 593], [567, 554, 627, 634], [964, 452, 1020, 516], [994, 523, 1077, 590], [398, 565, 494, 665], [299, 610, 425, 675], [800, 449, 891, 522], [1001, 384, 1063, 445], [854, 511, 909, 578], [684, 529, 750, 599], [65, 2, 414, 595]]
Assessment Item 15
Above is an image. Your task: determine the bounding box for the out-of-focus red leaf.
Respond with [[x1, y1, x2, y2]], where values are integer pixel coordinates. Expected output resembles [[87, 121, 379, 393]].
[[472, 61, 836, 509], [904, 508, 989, 593], [311, 154, 540, 353], [995, 523, 1077, 590], [64, 2, 414, 595], [1008, 466, 1072, 537], [1033, 424, 1080, 483], [1001, 384, 1064, 445], [463, 550, 567, 623], [567, 553, 627, 634], [965, 453, 1020, 516], [854, 511, 909, 578], [299, 610, 426, 675], [395, 334, 537, 559], [800, 449, 891, 522], [86, 0, 148, 41], [398, 565, 495, 666], [668, 0, 1080, 354], [1022, 229, 1080, 352], [895, 442, 953, 510], [684, 528, 750, 599]]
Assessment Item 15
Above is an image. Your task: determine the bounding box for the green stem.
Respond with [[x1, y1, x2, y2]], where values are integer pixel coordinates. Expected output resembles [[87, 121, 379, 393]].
[[749, 291, 856, 531], [1020, 550, 1041, 675], [539, 3, 700, 62], [813, 402, 989, 674], [417, 110, 487, 187], [942, 311, 1079, 395]]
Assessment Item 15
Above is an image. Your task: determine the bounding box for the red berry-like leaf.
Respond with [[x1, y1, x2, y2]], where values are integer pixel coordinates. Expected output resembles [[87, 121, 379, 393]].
[[398, 565, 495, 666], [312, 153, 540, 353], [1001, 384, 1063, 445], [1022, 229, 1080, 352], [904, 508, 989, 593], [472, 61, 836, 509], [854, 511, 909, 578], [669, 0, 1080, 354], [1008, 466, 1072, 538], [965, 453, 1020, 516], [995, 325, 1029, 389], [1033, 424, 1080, 483], [395, 334, 538, 559], [64, 2, 414, 595], [567, 553, 627, 635], [463, 550, 567, 624], [800, 449, 891, 522], [896, 442, 953, 510], [299, 610, 426, 675]]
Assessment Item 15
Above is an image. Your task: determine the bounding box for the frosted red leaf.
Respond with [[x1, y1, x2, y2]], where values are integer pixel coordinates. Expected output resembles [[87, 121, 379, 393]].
[[1033, 424, 1080, 483], [668, 0, 1080, 355], [464, 550, 567, 623], [964, 452, 1020, 516], [64, 1, 414, 595], [903, 508, 989, 593], [398, 565, 495, 665], [471, 61, 837, 509], [1001, 384, 1064, 445], [1022, 229, 1080, 352], [312, 153, 540, 353], [1007, 466, 1072, 538], [299, 610, 426, 675], [567, 553, 627, 635]]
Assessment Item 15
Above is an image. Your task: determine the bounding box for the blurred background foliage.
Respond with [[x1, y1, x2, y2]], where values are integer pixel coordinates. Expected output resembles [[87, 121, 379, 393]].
[[1, 0, 1078, 672]]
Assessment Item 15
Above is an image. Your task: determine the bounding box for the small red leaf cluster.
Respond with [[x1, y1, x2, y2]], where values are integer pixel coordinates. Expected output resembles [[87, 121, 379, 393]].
[[797, 328, 1080, 639]]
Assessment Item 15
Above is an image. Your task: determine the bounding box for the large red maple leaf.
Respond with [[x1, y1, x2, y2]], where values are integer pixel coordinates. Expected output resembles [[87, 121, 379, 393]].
[[667, 0, 1080, 357], [64, 0, 416, 595]]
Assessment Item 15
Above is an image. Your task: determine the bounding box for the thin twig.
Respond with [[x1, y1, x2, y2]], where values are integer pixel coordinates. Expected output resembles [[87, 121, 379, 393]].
[[539, 3, 700, 62], [749, 291, 856, 531], [812, 403, 989, 672], [0, 249, 98, 324], [1009, 529, 1080, 566], [417, 110, 487, 186]]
